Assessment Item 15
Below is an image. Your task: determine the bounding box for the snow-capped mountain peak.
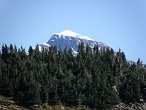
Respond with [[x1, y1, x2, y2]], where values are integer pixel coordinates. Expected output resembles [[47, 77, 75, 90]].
[[55, 30, 94, 41], [38, 30, 111, 55], [56, 30, 79, 37]]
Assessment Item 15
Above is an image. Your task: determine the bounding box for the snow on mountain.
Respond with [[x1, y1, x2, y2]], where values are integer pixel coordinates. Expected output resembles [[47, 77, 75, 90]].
[[39, 30, 111, 54], [33, 43, 50, 52], [56, 30, 94, 41], [39, 43, 51, 48]]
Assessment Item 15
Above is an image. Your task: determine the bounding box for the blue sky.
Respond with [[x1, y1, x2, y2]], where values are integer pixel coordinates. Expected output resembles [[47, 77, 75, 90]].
[[0, 0, 146, 63]]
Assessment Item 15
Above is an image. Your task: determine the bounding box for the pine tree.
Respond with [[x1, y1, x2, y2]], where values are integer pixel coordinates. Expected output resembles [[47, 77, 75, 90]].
[[28, 46, 33, 58]]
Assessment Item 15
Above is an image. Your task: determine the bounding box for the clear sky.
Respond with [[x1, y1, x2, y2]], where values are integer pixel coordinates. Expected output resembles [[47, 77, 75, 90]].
[[0, 0, 146, 64]]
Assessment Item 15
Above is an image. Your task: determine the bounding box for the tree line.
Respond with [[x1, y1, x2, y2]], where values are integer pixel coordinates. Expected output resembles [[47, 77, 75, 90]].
[[0, 43, 146, 109]]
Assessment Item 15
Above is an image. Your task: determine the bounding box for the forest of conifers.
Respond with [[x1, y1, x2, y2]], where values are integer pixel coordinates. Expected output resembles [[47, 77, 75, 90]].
[[0, 43, 146, 109]]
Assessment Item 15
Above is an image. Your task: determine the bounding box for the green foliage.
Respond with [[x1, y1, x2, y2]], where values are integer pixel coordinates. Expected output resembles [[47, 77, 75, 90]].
[[0, 44, 145, 109]]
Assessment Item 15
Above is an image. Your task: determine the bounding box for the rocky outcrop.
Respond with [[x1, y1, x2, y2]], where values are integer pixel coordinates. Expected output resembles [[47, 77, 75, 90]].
[[111, 102, 146, 110], [0, 96, 28, 110]]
